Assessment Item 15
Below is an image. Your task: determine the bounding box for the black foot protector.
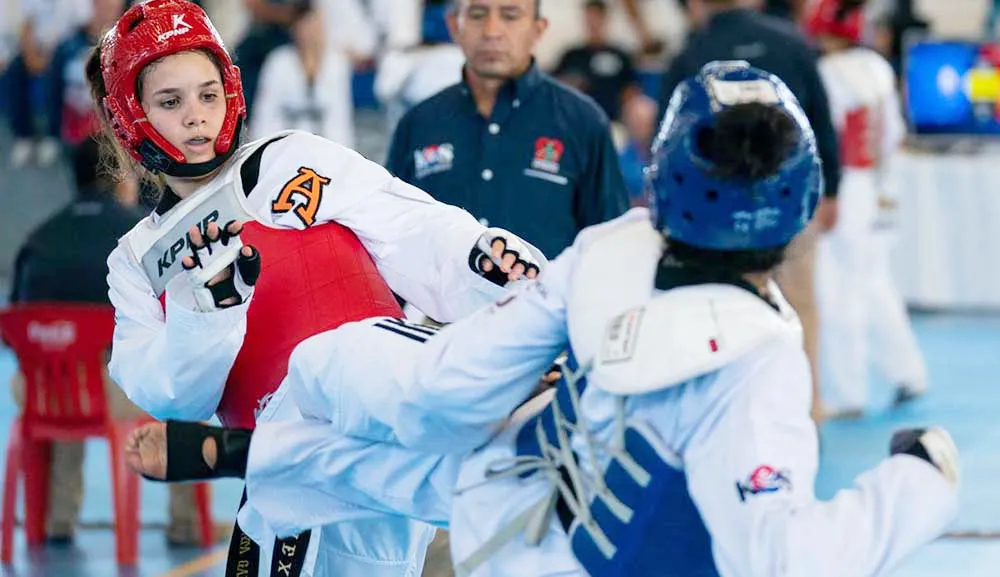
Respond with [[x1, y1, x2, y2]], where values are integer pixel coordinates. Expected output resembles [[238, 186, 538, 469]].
[[162, 420, 253, 482]]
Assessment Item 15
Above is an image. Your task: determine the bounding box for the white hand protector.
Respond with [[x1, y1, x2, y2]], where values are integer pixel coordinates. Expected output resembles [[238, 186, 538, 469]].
[[182, 220, 261, 312], [890, 427, 961, 488], [469, 227, 548, 286]]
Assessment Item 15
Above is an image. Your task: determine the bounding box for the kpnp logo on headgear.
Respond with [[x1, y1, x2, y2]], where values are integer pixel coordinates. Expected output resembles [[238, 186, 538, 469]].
[[157, 14, 192, 42]]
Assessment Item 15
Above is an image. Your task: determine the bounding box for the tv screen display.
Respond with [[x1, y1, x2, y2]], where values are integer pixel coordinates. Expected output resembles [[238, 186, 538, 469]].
[[905, 39, 1000, 136]]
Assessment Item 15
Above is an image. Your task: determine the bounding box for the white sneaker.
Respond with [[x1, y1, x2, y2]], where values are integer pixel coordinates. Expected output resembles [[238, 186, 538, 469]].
[[12, 139, 33, 168], [35, 138, 61, 167]]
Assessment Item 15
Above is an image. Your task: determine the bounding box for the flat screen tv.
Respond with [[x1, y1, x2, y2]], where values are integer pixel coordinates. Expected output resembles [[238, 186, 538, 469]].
[[904, 38, 1000, 136]]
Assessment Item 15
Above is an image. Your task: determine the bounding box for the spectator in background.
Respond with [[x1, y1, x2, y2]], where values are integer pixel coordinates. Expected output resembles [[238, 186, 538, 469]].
[[763, 0, 806, 20], [317, 0, 390, 59], [617, 93, 658, 206], [0, 3, 20, 120], [387, 0, 629, 262], [235, 0, 309, 119], [375, 0, 465, 133], [987, 0, 1000, 40], [364, 0, 424, 53], [805, 0, 928, 419], [659, 0, 842, 424], [552, 0, 643, 122], [620, 0, 672, 55], [881, 0, 929, 75], [7, 137, 202, 547], [251, 4, 356, 146], [0, 2, 20, 75], [48, 0, 126, 149], [7, 0, 92, 167]]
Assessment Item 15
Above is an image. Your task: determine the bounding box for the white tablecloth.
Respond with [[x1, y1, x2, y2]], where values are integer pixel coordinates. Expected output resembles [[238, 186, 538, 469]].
[[888, 146, 1000, 311]]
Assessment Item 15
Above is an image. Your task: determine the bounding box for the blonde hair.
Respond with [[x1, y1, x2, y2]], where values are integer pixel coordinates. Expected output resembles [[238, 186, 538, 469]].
[[85, 39, 164, 197]]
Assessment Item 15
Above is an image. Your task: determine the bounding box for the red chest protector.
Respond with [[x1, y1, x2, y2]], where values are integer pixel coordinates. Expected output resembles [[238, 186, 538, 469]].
[[840, 106, 882, 169], [161, 222, 403, 428], [223, 222, 403, 427]]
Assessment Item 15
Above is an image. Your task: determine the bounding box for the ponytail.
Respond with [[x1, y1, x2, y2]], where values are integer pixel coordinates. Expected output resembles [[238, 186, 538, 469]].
[[85, 38, 165, 199]]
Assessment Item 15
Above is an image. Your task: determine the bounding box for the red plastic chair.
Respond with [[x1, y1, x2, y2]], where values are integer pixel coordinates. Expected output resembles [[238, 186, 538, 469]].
[[0, 303, 214, 565]]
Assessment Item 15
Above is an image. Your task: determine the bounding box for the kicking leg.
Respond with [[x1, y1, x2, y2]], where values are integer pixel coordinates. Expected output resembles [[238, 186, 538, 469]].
[[125, 419, 459, 537], [286, 306, 565, 455], [270, 241, 580, 456], [124, 420, 251, 482], [868, 230, 928, 405]]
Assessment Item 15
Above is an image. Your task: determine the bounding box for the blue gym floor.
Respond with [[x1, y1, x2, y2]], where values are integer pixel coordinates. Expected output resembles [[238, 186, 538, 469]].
[[0, 313, 997, 576]]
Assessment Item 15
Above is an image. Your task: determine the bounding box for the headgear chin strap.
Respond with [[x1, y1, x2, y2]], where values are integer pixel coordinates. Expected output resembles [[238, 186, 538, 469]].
[[137, 117, 244, 178]]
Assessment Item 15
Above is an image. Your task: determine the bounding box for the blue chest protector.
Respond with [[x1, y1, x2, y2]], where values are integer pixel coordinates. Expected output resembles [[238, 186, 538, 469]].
[[515, 354, 721, 577]]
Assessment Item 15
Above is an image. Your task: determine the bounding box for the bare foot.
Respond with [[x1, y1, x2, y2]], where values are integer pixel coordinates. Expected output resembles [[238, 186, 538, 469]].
[[125, 422, 168, 479], [125, 422, 217, 480]]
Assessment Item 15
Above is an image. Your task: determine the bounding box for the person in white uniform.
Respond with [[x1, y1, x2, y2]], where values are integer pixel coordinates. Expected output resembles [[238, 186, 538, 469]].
[[806, 0, 928, 418], [128, 61, 961, 577], [250, 4, 357, 147], [88, 1, 544, 576]]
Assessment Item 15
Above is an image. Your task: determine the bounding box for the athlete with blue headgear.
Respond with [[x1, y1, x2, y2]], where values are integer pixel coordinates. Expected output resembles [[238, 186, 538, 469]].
[[127, 61, 960, 577]]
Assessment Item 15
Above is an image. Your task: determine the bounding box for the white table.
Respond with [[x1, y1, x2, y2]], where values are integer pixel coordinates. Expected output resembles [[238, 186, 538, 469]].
[[888, 145, 1000, 311]]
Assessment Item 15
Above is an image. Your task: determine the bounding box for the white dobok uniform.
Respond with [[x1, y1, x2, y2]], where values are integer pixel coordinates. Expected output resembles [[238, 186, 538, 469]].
[[816, 47, 928, 411], [242, 209, 958, 577], [106, 130, 523, 577]]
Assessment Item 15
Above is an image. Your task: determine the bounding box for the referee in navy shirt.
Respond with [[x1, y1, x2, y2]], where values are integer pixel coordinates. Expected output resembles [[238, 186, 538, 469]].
[[386, 0, 629, 259]]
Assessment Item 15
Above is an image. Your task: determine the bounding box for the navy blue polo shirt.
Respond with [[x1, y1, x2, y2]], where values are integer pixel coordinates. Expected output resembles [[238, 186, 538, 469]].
[[386, 62, 629, 259]]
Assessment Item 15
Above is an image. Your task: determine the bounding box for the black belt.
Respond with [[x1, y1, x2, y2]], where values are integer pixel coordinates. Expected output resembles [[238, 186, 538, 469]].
[[226, 488, 312, 577]]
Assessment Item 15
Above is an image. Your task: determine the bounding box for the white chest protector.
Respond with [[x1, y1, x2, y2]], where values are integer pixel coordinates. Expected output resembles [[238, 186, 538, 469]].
[[120, 132, 293, 297], [565, 217, 803, 395]]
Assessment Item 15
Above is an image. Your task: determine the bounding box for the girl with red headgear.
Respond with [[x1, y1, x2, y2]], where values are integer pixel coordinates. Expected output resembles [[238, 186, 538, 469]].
[[85, 1, 545, 575], [805, 0, 928, 419]]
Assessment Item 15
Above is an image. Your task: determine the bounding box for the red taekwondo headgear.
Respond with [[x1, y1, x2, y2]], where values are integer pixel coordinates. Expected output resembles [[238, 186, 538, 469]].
[[805, 0, 864, 45], [100, 0, 247, 177]]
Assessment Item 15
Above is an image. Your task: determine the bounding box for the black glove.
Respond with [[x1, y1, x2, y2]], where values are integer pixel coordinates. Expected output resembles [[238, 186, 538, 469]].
[[183, 220, 261, 311], [890, 427, 960, 488], [469, 227, 547, 287]]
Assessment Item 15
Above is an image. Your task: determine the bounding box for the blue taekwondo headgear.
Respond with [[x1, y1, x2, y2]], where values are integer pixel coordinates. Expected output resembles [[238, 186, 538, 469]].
[[646, 60, 822, 251]]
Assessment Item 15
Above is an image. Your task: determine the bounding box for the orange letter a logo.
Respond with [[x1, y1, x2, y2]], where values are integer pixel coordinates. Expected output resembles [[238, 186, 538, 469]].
[[272, 167, 331, 227]]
